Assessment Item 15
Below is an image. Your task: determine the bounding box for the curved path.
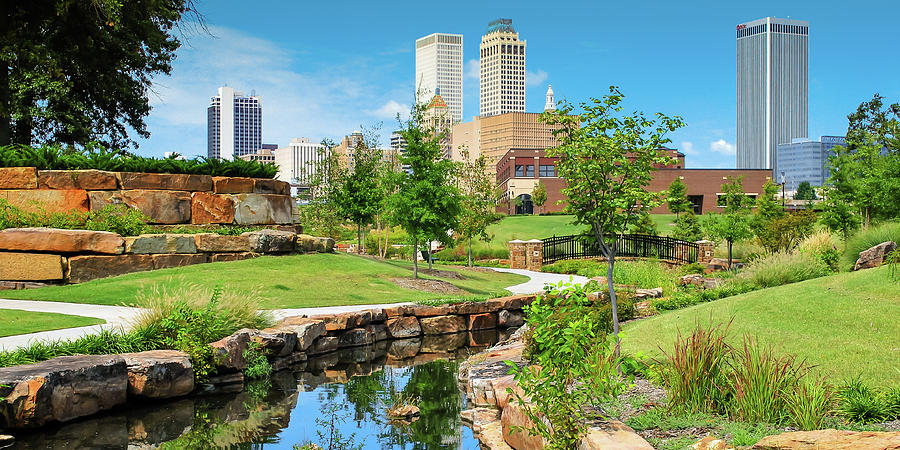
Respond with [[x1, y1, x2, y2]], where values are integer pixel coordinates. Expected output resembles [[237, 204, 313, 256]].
[[0, 267, 586, 351]]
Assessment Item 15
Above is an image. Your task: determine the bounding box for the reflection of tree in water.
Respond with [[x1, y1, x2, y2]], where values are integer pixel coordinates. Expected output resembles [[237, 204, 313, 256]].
[[343, 368, 388, 423]]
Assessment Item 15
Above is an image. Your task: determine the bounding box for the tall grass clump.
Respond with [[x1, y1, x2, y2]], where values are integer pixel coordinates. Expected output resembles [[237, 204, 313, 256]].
[[837, 378, 894, 423], [657, 322, 732, 414], [798, 230, 842, 270], [739, 251, 830, 288], [840, 222, 900, 270], [784, 377, 834, 430], [727, 338, 807, 423], [134, 283, 272, 333]]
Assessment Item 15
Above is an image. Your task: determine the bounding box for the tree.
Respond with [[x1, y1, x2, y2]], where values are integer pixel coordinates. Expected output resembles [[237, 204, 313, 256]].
[[298, 139, 347, 240], [531, 181, 548, 215], [629, 212, 658, 235], [794, 181, 817, 200], [666, 177, 691, 218], [703, 177, 752, 268], [2, 1, 203, 148], [391, 103, 461, 278], [672, 211, 704, 242], [455, 147, 502, 267], [819, 188, 861, 240], [750, 180, 784, 241], [341, 140, 383, 254], [541, 86, 684, 360], [827, 94, 900, 227]]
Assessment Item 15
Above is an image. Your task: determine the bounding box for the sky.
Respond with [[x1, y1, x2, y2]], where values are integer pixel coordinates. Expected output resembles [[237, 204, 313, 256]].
[[134, 0, 900, 168]]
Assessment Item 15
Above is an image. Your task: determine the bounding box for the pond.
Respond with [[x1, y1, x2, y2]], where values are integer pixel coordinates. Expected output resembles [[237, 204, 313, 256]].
[[8, 331, 509, 449]]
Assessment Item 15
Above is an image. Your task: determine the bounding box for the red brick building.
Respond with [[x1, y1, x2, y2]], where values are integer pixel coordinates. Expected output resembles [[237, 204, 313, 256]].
[[496, 147, 772, 215]]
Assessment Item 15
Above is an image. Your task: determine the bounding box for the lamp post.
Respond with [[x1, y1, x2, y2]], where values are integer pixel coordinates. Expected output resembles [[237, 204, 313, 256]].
[[780, 171, 786, 209]]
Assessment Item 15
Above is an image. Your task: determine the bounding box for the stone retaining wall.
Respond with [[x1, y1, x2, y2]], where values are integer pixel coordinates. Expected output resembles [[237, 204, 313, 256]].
[[0, 295, 533, 431], [0, 168, 295, 225], [0, 227, 334, 285]]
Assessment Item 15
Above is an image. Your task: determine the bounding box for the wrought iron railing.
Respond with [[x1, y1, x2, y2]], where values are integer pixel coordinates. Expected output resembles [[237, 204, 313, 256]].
[[542, 233, 699, 264]]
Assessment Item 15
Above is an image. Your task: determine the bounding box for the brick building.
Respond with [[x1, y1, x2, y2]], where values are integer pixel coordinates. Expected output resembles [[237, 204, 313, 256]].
[[497, 147, 771, 215]]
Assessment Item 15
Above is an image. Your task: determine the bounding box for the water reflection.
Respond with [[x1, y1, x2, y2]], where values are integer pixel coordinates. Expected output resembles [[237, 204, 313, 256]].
[[9, 330, 507, 449]]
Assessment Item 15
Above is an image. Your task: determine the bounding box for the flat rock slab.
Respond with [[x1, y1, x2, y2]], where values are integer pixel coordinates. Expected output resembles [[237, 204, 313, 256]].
[[0, 228, 124, 254], [297, 234, 335, 253], [244, 229, 295, 253], [752, 429, 900, 449], [212, 176, 254, 194], [152, 253, 208, 269], [0, 355, 127, 428], [117, 172, 212, 192], [125, 234, 197, 254], [89, 190, 191, 224], [253, 179, 290, 195], [121, 350, 194, 399], [0, 252, 65, 281], [191, 192, 235, 224], [386, 316, 422, 338], [233, 194, 292, 225], [2, 189, 89, 214], [577, 420, 654, 449], [37, 170, 118, 190], [0, 167, 37, 189], [420, 315, 467, 335], [194, 233, 252, 252], [67, 254, 154, 283]]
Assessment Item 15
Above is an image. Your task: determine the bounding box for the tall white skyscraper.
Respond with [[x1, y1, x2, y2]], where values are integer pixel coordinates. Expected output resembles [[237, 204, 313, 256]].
[[415, 33, 463, 123], [480, 18, 526, 118], [736, 17, 808, 171], [274, 138, 326, 185], [207, 86, 262, 159]]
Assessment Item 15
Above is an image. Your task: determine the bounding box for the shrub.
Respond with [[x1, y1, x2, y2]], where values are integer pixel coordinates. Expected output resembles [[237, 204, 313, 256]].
[[652, 280, 758, 312], [739, 251, 831, 289], [755, 210, 818, 254], [678, 262, 706, 276], [798, 230, 842, 271], [837, 378, 890, 423], [841, 222, 900, 270], [672, 212, 704, 242], [727, 338, 808, 423], [657, 322, 732, 414], [784, 377, 834, 430], [542, 259, 678, 294], [242, 342, 273, 380]]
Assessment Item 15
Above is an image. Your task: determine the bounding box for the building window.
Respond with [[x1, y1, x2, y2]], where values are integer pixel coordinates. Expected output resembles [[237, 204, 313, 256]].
[[539, 164, 555, 177], [515, 165, 525, 177]]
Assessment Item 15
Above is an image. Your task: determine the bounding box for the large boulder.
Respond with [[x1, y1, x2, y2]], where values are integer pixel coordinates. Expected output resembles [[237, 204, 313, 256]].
[[117, 172, 212, 192], [210, 329, 252, 372], [89, 190, 191, 224], [191, 192, 235, 224], [0, 355, 127, 429], [420, 315, 467, 335], [0, 167, 37, 189], [297, 234, 335, 253], [253, 178, 290, 195], [468, 313, 498, 331], [275, 317, 326, 352], [66, 254, 154, 283], [752, 429, 900, 449], [212, 176, 254, 194], [232, 193, 292, 225], [577, 420, 655, 449], [0, 228, 124, 254], [3, 189, 89, 214], [0, 252, 66, 281], [338, 328, 375, 348], [125, 234, 197, 254], [854, 241, 898, 271], [498, 309, 525, 328], [194, 233, 252, 252], [37, 169, 118, 190], [121, 350, 194, 399], [244, 229, 296, 253], [501, 398, 547, 450], [386, 316, 422, 338]]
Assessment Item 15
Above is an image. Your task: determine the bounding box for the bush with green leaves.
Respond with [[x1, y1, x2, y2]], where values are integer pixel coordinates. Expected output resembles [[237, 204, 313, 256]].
[[837, 378, 900, 423], [672, 211, 704, 242], [509, 281, 627, 448], [242, 341, 273, 381], [0, 143, 278, 178], [755, 210, 818, 254], [739, 251, 831, 289], [651, 280, 758, 312]]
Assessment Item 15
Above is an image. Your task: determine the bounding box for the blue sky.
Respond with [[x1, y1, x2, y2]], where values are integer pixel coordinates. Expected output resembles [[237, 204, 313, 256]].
[[135, 0, 900, 168]]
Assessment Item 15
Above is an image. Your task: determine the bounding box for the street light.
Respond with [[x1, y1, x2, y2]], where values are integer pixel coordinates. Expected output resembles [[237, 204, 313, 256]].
[[780, 171, 786, 209]]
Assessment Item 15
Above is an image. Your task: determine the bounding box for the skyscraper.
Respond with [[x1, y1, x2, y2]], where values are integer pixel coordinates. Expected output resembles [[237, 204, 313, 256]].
[[207, 86, 262, 159], [273, 138, 326, 185], [415, 33, 463, 123], [736, 17, 808, 171], [480, 18, 526, 117]]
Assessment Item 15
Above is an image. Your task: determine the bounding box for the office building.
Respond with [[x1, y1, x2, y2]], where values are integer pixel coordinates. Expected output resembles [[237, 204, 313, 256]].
[[273, 138, 327, 185], [736, 17, 808, 170], [415, 33, 464, 123], [775, 136, 845, 191], [480, 18, 526, 117], [237, 148, 275, 163], [453, 111, 561, 174], [424, 92, 453, 158], [207, 86, 262, 160]]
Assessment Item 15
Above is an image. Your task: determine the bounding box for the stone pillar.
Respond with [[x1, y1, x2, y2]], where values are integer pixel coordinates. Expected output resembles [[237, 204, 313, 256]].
[[509, 240, 526, 269], [524, 239, 543, 271], [696, 240, 715, 264]]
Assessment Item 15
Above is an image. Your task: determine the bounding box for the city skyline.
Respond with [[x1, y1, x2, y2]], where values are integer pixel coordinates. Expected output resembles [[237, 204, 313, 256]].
[[134, 0, 899, 169]]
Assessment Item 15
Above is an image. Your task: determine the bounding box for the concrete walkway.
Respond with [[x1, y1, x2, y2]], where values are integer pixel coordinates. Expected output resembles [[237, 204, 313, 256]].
[[490, 267, 590, 294], [0, 267, 582, 350]]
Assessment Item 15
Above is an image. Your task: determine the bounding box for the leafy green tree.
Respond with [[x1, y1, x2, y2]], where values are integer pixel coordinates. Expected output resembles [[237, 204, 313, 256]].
[[2, 1, 203, 147], [341, 140, 383, 254], [704, 177, 753, 268], [298, 139, 347, 240], [391, 103, 461, 278], [756, 211, 818, 253], [819, 188, 861, 240], [666, 177, 691, 218], [531, 181, 548, 215], [455, 147, 501, 267], [541, 86, 684, 358], [672, 211, 704, 242], [750, 180, 784, 240], [794, 181, 817, 200], [827, 94, 900, 227], [629, 212, 658, 235]]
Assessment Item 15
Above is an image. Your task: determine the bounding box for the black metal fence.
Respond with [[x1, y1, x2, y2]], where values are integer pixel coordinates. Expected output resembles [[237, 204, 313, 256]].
[[542, 234, 699, 264]]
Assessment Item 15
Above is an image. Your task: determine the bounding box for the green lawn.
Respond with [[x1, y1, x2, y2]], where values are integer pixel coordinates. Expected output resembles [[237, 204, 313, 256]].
[[0, 253, 528, 309], [0, 309, 105, 337], [623, 266, 900, 387]]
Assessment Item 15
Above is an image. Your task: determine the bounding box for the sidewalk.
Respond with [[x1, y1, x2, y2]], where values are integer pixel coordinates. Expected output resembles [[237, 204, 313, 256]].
[[489, 267, 590, 294]]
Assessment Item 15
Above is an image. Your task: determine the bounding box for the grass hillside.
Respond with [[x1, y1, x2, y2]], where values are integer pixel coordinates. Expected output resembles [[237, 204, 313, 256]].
[[1, 253, 528, 309], [623, 266, 900, 388]]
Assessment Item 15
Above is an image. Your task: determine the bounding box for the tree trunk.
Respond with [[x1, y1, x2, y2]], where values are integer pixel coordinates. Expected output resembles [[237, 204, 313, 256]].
[[0, 65, 9, 146], [413, 235, 418, 279], [727, 240, 733, 269], [376, 220, 383, 258], [467, 236, 473, 267], [357, 223, 362, 254], [427, 244, 433, 271], [606, 249, 622, 375]]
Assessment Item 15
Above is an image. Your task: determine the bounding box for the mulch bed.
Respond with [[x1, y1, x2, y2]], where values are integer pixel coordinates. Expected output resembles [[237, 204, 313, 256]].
[[390, 277, 467, 294]]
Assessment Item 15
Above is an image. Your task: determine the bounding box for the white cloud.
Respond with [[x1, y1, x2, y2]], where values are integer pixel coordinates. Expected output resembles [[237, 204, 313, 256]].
[[465, 59, 480, 80], [710, 139, 736, 155], [136, 24, 408, 157], [526, 69, 548, 87], [369, 100, 409, 120], [680, 141, 697, 155]]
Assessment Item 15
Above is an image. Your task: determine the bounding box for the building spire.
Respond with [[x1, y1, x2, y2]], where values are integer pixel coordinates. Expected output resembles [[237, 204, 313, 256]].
[[544, 84, 555, 112]]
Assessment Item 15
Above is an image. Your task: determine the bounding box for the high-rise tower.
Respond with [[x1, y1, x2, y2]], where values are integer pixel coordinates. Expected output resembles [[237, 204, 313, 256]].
[[479, 18, 526, 117], [207, 86, 262, 159], [736, 17, 808, 171], [415, 33, 463, 123]]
